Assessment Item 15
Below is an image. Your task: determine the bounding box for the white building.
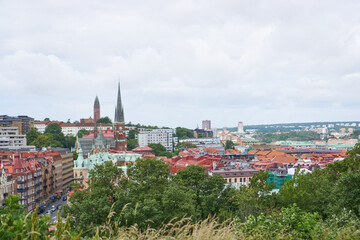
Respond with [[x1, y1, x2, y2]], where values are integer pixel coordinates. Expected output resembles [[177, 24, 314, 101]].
[[237, 121, 244, 134], [138, 129, 177, 152], [34, 121, 112, 136], [0, 127, 27, 147]]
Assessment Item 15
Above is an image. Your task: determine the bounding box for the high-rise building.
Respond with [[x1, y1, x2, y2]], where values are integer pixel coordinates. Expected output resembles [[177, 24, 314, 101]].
[[94, 96, 100, 138], [114, 82, 127, 151], [202, 120, 211, 130], [237, 121, 244, 134]]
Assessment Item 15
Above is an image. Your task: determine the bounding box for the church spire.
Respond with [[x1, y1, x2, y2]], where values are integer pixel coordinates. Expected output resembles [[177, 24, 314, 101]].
[[114, 81, 125, 123], [94, 95, 100, 139]]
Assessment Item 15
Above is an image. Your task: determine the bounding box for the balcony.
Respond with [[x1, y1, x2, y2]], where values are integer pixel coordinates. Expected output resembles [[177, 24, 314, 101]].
[[36, 190, 42, 195], [17, 187, 29, 192], [43, 185, 47, 189], [17, 179, 27, 184], [19, 195, 28, 200]]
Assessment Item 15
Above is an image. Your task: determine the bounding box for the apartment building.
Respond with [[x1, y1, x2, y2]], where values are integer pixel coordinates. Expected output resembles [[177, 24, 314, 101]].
[[138, 129, 178, 152], [0, 126, 27, 147], [57, 149, 73, 190], [3, 153, 42, 212], [209, 167, 260, 188], [0, 163, 14, 205], [0, 115, 34, 135]]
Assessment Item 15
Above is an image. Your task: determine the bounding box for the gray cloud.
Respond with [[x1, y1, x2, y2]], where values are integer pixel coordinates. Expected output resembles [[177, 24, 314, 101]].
[[0, 0, 360, 128]]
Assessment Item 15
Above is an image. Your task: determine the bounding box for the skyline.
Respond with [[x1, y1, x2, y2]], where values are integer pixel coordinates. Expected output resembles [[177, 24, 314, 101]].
[[1, 1, 360, 128]]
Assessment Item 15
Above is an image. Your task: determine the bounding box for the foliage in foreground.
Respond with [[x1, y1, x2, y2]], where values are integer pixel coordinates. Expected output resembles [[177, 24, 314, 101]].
[[2, 143, 360, 239]]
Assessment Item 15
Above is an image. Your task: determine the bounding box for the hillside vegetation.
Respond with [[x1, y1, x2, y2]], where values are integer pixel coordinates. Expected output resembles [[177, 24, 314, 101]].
[[1, 144, 360, 239]]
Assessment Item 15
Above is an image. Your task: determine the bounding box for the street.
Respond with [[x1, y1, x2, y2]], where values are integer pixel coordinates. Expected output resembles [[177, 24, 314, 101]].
[[42, 194, 68, 223]]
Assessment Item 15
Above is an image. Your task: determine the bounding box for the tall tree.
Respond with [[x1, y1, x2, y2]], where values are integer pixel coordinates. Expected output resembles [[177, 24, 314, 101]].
[[26, 127, 39, 145], [148, 143, 167, 156], [127, 139, 139, 150], [44, 123, 62, 134], [176, 127, 194, 139], [224, 140, 235, 150]]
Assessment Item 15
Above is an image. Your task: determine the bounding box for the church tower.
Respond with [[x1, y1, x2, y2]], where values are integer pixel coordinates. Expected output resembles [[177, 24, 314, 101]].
[[114, 82, 127, 151], [94, 95, 100, 138]]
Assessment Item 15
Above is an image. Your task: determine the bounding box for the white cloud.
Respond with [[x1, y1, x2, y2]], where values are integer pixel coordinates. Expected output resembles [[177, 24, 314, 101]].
[[0, 0, 360, 127]]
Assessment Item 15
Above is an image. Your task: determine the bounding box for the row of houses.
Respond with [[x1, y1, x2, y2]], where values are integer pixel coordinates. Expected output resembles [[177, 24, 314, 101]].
[[0, 149, 73, 212]]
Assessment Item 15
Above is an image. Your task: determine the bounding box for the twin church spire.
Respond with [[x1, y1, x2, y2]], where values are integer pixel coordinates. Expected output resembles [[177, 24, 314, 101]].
[[92, 80, 126, 151]]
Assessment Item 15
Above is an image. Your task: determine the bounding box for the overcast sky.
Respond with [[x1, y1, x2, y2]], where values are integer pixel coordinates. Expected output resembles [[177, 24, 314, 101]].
[[1, 1, 360, 128]]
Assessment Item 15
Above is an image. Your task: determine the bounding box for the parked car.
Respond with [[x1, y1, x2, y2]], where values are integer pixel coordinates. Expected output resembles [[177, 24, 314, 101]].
[[57, 205, 61, 210], [50, 205, 56, 212], [63, 196, 67, 201], [45, 210, 51, 215]]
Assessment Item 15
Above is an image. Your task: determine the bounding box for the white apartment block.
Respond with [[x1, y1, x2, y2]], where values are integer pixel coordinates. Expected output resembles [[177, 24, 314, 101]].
[[138, 129, 178, 152], [0, 127, 27, 147]]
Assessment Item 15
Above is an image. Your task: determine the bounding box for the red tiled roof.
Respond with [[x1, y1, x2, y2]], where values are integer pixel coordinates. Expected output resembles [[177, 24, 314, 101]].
[[132, 146, 153, 152]]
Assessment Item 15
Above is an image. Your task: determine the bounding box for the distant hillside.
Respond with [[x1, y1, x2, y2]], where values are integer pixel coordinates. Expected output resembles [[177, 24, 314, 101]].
[[222, 121, 360, 133]]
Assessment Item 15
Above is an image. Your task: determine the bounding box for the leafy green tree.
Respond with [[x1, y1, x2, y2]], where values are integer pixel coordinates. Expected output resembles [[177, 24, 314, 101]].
[[176, 127, 194, 139], [128, 129, 138, 140], [174, 165, 227, 219], [43, 117, 50, 121], [0, 195, 50, 239], [62, 161, 126, 235], [45, 123, 62, 134], [31, 134, 62, 148], [350, 129, 360, 139], [239, 204, 322, 239], [77, 129, 92, 138], [97, 116, 112, 124], [158, 151, 174, 158], [224, 140, 235, 150], [26, 127, 39, 145], [148, 143, 167, 156], [127, 139, 139, 150], [127, 158, 171, 195], [328, 171, 360, 217], [278, 169, 332, 217], [65, 135, 76, 149]]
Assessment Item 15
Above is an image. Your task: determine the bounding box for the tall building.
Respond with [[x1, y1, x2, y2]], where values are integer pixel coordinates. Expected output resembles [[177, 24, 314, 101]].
[[202, 120, 211, 130], [0, 115, 34, 135], [237, 121, 244, 134], [114, 82, 127, 151], [94, 96, 100, 138]]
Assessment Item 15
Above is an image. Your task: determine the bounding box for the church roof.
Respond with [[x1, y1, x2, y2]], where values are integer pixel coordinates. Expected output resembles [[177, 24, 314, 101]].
[[114, 81, 125, 123]]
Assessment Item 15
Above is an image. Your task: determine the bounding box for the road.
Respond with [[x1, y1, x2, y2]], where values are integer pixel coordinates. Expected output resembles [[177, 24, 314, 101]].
[[43, 195, 68, 223]]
